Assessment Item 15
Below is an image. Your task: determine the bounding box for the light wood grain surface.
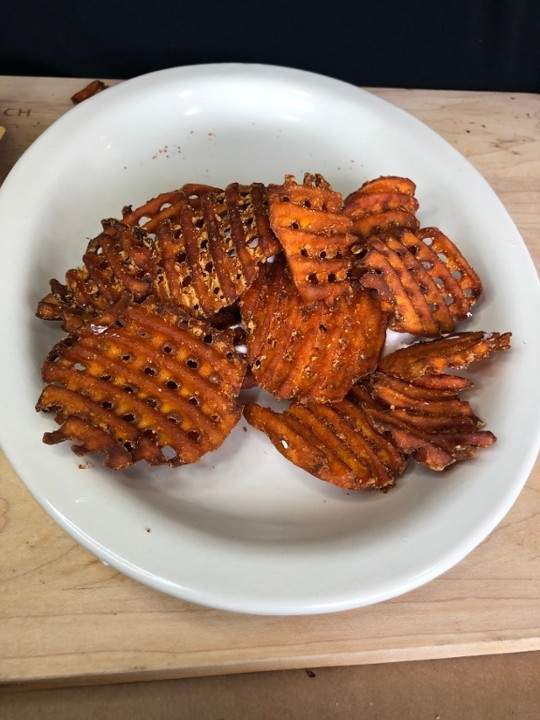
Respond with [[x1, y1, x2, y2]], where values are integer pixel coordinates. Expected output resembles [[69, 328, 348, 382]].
[[0, 75, 539, 688]]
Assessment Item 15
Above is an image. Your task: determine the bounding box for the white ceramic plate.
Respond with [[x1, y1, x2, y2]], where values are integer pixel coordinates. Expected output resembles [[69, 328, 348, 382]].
[[0, 64, 539, 615]]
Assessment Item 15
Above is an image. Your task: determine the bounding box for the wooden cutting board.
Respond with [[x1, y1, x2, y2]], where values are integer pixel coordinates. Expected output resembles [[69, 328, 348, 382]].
[[0, 76, 539, 688]]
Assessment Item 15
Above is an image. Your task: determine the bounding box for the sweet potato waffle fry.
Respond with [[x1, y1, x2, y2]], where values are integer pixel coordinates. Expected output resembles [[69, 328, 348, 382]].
[[34, 171, 511, 486], [344, 175, 420, 241], [152, 182, 280, 318], [245, 330, 511, 485], [121, 183, 220, 232], [268, 174, 357, 304], [361, 330, 511, 472], [36, 219, 155, 332], [355, 368, 494, 472], [36, 182, 279, 329], [36, 188, 219, 332], [36, 301, 246, 469], [240, 255, 387, 402], [379, 331, 512, 379], [356, 227, 483, 336], [243, 398, 407, 490]]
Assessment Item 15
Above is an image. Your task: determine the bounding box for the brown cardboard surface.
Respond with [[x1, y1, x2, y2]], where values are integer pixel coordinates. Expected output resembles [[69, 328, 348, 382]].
[[2, 652, 539, 720]]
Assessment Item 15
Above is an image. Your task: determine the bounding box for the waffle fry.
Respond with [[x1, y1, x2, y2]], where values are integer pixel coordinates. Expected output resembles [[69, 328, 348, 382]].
[[354, 330, 511, 470], [243, 399, 407, 490], [344, 175, 419, 241], [36, 219, 155, 332], [241, 255, 387, 403], [34, 171, 511, 490], [152, 182, 281, 318], [356, 227, 483, 336], [36, 182, 277, 329], [354, 373, 494, 471], [121, 183, 220, 232], [36, 301, 246, 469], [36, 187, 215, 330], [244, 327, 511, 484], [268, 174, 357, 304], [379, 331, 512, 379]]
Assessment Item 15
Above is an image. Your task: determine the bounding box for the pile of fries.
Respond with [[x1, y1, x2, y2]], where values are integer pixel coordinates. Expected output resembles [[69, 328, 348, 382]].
[[35, 173, 511, 490]]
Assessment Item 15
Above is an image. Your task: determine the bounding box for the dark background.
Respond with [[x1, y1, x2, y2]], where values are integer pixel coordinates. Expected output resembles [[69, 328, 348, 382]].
[[1, 0, 539, 92]]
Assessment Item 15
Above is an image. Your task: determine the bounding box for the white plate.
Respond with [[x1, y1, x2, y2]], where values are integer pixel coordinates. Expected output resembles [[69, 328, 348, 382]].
[[0, 64, 539, 615]]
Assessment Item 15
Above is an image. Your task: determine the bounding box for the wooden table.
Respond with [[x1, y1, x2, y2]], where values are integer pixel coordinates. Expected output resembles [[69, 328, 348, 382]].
[[1, 75, 539, 689]]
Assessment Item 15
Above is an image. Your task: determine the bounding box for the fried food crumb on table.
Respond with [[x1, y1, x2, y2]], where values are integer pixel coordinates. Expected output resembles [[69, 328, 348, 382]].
[[35, 173, 511, 490], [70, 79, 109, 104]]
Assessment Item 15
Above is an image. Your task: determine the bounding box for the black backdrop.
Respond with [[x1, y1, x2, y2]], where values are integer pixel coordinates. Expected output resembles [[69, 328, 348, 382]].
[[2, 0, 539, 92]]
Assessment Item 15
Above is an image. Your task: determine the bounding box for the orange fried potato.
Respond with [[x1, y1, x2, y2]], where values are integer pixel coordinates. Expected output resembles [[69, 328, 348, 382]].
[[352, 372, 496, 471], [344, 175, 419, 241], [356, 227, 483, 335], [36, 219, 155, 332], [243, 398, 407, 490], [379, 331, 512, 380], [36, 301, 246, 469], [36, 186, 218, 331], [121, 183, 220, 232], [241, 255, 387, 403], [152, 182, 281, 318], [268, 174, 357, 304], [350, 330, 511, 470], [34, 171, 511, 485], [244, 323, 510, 486]]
